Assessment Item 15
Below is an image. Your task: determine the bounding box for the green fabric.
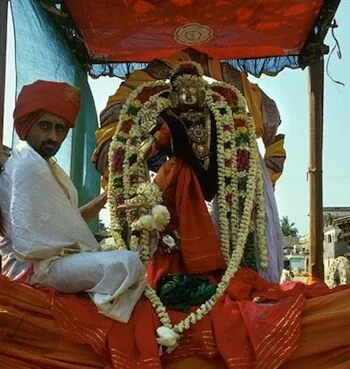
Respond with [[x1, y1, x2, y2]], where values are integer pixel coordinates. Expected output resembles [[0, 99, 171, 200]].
[[157, 273, 217, 312], [11, 0, 100, 231], [241, 231, 257, 271]]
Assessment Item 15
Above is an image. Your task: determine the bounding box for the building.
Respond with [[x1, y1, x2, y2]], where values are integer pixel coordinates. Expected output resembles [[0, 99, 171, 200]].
[[323, 209, 350, 286], [323, 207, 350, 226], [283, 236, 309, 274]]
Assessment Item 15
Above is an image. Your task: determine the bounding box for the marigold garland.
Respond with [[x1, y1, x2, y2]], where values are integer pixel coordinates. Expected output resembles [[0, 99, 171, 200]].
[[107, 62, 267, 350]]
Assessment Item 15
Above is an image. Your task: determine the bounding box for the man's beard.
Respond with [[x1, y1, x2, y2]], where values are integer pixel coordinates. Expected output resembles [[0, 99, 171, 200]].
[[38, 141, 60, 158]]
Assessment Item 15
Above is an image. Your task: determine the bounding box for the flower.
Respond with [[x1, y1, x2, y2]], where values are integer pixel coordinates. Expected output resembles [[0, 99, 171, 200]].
[[211, 85, 238, 105], [234, 118, 247, 127], [136, 183, 163, 206], [120, 119, 133, 134], [156, 326, 180, 353], [223, 124, 233, 132], [133, 215, 154, 231], [152, 205, 171, 231], [237, 149, 250, 172], [111, 147, 125, 173], [137, 85, 168, 103], [237, 126, 248, 134], [130, 173, 139, 185]]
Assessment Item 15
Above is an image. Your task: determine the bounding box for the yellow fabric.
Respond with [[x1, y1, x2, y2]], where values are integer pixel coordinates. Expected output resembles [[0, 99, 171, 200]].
[[208, 58, 223, 81], [95, 123, 117, 153], [241, 72, 264, 139], [264, 137, 286, 185], [264, 137, 286, 160]]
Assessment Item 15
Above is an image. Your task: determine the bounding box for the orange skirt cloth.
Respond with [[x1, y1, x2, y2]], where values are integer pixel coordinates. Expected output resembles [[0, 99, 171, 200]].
[[0, 274, 349, 369]]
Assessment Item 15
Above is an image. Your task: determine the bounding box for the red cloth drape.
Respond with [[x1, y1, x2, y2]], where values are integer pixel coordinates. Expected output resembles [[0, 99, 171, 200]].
[[154, 157, 226, 275], [63, 0, 324, 62], [1, 270, 350, 369]]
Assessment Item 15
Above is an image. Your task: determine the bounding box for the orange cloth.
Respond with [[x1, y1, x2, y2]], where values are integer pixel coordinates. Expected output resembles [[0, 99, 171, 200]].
[[63, 1, 324, 62], [1, 274, 350, 369], [0, 277, 104, 369], [13, 80, 81, 140], [281, 288, 350, 369], [154, 157, 226, 274]]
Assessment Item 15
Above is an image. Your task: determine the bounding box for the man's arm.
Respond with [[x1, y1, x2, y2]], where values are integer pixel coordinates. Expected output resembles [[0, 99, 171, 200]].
[[79, 192, 107, 224]]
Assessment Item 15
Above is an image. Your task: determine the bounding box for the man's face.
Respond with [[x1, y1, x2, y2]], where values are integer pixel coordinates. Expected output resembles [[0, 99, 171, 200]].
[[26, 112, 69, 159]]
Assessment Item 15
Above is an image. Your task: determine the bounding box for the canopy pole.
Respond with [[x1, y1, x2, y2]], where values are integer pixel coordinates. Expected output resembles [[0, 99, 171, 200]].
[[308, 56, 324, 280], [0, 0, 9, 164]]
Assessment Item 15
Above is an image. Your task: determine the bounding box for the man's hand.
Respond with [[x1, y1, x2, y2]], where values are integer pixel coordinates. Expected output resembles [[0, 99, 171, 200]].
[[79, 192, 107, 224]]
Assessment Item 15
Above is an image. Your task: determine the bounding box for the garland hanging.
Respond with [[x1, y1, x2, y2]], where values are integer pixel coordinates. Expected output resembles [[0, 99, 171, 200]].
[[107, 61, 267, 352]]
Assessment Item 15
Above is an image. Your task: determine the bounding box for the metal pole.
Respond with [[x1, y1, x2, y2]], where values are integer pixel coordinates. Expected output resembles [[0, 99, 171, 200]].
[[308, 56, 324, 280], [0, 0, 9, 164]]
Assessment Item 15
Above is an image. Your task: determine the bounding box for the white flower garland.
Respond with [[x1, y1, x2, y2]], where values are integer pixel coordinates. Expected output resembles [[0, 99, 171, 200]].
[[107, 63, 267, 350]]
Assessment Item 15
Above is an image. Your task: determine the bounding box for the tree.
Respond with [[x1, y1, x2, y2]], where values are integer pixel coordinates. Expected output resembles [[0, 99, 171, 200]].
[[94, 218, 111, 241], [280, 216, 299, 237]]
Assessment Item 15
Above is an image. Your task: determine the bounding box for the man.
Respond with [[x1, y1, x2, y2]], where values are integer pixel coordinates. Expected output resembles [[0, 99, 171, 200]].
[[0, 80, 145, 323]]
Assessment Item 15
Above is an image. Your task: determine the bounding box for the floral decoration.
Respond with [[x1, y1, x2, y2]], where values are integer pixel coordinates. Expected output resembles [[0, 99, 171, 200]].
[[107, 61, 267, 351]]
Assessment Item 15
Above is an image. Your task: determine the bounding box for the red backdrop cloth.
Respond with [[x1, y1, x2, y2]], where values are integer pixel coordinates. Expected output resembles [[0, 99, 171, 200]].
[[64, 0, 324, 62]]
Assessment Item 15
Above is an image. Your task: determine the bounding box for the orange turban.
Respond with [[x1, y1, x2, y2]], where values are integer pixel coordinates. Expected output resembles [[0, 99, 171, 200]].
[[13, 80, 81, 140]]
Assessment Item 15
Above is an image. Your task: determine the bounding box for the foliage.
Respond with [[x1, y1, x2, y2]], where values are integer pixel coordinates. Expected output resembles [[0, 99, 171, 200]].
[[280, 216, 299, 237], [94, 218, 111, 242]]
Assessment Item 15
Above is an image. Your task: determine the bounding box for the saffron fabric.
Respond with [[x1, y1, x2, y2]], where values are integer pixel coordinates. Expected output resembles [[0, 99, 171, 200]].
[[151, 144, 282, 282], [154, 157, 226, 274], [13, 80, 81, 140], [0, 271, 350, 369]]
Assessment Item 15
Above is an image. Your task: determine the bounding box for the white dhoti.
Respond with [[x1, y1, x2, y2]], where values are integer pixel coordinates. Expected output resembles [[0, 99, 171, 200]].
[[31, 250, 146, 323]]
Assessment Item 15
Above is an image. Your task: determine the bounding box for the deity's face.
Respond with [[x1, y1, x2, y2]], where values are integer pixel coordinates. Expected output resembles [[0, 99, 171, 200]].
[[178, 85, 199, 106], [172, 75, 205, 108]]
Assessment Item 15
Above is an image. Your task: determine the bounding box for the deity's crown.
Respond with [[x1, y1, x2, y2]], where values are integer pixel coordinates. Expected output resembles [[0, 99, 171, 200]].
[[170, 61, 206, 95], [170, 61, 204, 84]]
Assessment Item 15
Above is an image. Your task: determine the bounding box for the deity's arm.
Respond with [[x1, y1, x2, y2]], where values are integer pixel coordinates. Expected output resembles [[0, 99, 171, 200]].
[[158, 110, 194, 160], [141, 121, 171, 160]]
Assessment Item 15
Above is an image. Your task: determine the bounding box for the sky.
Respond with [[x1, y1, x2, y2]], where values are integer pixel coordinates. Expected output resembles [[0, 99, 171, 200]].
[[3, 1, 350, 235]]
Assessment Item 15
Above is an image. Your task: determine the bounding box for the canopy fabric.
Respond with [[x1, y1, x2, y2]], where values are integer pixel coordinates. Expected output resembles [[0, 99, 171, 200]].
[[64, 0, 324, 63]]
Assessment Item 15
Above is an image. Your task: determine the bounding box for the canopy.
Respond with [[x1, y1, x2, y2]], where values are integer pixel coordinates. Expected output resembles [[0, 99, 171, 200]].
[[40, 0, 339, 78], [64, 0, 323, 62]]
